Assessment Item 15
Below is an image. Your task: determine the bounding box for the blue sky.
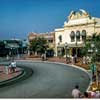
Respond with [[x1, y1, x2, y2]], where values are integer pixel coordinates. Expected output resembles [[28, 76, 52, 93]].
[[0, 0, 100, 40]]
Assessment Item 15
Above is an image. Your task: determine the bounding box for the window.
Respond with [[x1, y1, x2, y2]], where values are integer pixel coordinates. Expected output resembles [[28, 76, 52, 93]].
[[76, 31, 80, 41], [82, 30, 86, 41], [70, 31, 75, 42], [48, 40, 53, 43], [58, 35, 62, 42]]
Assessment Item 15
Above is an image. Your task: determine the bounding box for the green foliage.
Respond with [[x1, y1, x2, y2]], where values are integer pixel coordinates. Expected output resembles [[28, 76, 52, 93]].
[[80, 43, 89, 57], [80, 47, 87, 56], [30, 37, 48, 54], [0, 41, 5, 48], [80, 33, 100, 61]]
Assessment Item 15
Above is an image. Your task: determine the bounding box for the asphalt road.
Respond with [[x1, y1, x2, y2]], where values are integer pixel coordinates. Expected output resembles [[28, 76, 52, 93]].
[[0, 60, 90, 98]]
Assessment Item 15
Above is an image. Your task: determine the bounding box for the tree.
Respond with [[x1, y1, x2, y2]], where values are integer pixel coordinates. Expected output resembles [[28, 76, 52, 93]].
[[91, 33, 100, 61], [0, 41, 8, 56], [30, 37, 48, 55], [81, 33, 100, 61], [30, 38, 37, 54]]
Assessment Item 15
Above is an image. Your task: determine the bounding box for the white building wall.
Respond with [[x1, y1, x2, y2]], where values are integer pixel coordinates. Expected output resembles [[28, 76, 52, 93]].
[[54, 10, 100, 56]]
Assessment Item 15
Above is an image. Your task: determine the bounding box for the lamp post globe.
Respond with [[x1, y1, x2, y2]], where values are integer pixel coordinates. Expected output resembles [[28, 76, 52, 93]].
[[91, 43, 95, 48], [65, 42, 68, 47], [95, 49, 98, 53]]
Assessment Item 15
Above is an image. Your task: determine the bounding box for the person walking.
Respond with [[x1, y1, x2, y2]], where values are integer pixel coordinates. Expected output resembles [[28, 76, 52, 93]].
[[74, 54, 77, 63], [72, 85, 81, 98], [71, 56, 74, 65], [83, 56, 86, 64], [95, 91, 100, 98], [11, 60, 16, 72], [41, 54, 44, 61], [8, 63, 12, 73]]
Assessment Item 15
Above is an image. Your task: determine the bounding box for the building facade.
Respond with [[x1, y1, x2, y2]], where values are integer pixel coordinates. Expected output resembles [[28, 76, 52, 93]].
[[28, 32, 55, 49], [28, 32, 55, 56], [28, 32, 55, 48], [55, 9, 100, 57], [0, 39, 28, 57]]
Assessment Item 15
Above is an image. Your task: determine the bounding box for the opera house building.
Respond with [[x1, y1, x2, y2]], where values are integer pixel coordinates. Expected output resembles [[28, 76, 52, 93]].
[[55, 9, 100, 57]]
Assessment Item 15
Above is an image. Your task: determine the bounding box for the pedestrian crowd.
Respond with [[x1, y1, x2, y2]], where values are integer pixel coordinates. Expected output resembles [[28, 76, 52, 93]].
[[82, 56, 92, 64], [66, 55, 92, 65], [65, 55, 77, 64], [4, 60, 17, 74], [72, 85, 100, 98]]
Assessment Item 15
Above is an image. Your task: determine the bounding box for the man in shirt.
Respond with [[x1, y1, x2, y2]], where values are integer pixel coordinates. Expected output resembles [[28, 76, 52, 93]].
[[11, 60, 16, 72], [72, 85, 81, 98]]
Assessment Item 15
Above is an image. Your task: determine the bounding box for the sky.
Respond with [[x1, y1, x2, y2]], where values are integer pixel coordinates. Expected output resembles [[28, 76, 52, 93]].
[[0, 0, 100, 40]]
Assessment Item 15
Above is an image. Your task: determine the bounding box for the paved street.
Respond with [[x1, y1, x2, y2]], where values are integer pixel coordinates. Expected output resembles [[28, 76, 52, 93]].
[[0, 60, 90, 98]]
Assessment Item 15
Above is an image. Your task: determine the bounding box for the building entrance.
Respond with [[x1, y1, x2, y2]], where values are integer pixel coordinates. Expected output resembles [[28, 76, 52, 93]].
[[72, 48, 81, 57]]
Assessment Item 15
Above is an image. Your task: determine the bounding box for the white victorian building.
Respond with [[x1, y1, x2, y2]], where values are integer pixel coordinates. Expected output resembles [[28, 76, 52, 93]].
[[55, 9, 100, 57]]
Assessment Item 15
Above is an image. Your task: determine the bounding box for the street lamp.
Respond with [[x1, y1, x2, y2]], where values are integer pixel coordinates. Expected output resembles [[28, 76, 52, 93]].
[[11, 47, 14, 60], [17, 48, 20, 59], [91, 43, 95, 48], [89, 42, 98, 88], [28, 46, 30, 56], [90, 43, 98, 62], [57, 42, 60, 57], [65, 42, 69, 63]]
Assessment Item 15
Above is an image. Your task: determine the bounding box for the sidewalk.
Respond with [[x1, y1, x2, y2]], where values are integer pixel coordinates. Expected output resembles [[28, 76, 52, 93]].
[[26, 56, 90, 70], [0, 65, 22, 82]]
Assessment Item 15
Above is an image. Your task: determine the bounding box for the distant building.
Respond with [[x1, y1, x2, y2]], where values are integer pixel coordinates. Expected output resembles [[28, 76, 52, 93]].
[[55, 9, 100, 57], [0, 39, 28, 57], [28, 32, 55, 50], [28, 32, 55, 57]]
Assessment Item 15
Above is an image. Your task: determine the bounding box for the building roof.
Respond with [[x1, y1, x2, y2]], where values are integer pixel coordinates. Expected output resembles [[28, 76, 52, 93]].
[[28, 32, 55, 41], [4, 40, 22, 49], [5, 43, 20, 48], [68, 9, 90, 21], [63, 10, 100, 27]]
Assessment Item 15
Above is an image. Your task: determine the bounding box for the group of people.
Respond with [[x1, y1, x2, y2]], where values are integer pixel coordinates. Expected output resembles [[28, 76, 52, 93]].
[[66, 54, 77, 64], [72, 85, 100, 98], [8, 60, 16, 73], [82, 56, 91, 64], [67, 55, 92, 65]]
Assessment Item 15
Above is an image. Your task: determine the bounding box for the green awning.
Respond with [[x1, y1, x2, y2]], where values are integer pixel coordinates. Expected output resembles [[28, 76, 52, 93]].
[[57, 43, 85, 48], [68, 43, 85, 47]]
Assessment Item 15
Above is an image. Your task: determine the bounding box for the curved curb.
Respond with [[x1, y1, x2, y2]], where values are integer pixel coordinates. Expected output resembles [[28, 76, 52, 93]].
[[0, 69, 24, 88], [0, 66, 33, 88], [17, 60, 91, 92]]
